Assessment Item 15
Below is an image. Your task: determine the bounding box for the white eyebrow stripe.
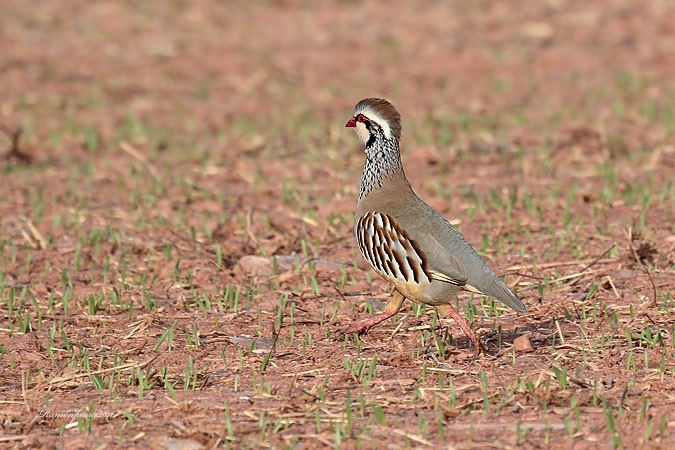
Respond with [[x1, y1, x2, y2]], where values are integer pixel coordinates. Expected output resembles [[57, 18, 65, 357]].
[[355, 106, 392, 139]]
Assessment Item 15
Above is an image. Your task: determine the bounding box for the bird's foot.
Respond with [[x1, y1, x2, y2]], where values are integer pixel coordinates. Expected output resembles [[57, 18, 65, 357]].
[[436, 304, 486, 358], [469, 334, 488, 359], [340, 310, 397, 335]]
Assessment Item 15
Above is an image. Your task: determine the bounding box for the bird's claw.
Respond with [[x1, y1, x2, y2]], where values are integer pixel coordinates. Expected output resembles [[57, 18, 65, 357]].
[[338, 325, 369, 336], [471, 337, 488, 359]]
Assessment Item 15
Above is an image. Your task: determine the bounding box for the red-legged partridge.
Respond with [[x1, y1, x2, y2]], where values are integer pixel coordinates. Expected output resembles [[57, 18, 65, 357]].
[[344, 98, 526, 356]]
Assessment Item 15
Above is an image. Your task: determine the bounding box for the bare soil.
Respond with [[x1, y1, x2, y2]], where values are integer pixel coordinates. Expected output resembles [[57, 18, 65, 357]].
[[1, 0, 674, 448]]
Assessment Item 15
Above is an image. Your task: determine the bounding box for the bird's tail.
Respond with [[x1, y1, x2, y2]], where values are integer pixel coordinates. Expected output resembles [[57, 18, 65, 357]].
[[464, 279, 527, 312]]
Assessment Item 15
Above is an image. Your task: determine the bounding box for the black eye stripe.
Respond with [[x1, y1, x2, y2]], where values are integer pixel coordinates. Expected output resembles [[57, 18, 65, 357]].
[[364, 120, 381, 147]]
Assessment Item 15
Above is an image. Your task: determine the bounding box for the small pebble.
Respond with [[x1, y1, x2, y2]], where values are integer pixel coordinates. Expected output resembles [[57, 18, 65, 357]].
[[513, 334, 534, 353]]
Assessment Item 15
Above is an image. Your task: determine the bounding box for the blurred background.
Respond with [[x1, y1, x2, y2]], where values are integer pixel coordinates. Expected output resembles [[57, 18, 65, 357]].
[[3, 0, 674, 232], [3, 0, 674, 256], [3, 0, 674, 165], [1, 0, 674, 447]]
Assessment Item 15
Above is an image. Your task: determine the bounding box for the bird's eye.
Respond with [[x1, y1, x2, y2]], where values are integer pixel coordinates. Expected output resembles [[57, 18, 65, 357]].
[[357, 114, 368, 123]]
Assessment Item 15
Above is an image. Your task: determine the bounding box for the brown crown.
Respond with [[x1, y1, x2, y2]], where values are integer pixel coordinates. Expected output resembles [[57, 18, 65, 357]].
[[355, 98, 402, 141]]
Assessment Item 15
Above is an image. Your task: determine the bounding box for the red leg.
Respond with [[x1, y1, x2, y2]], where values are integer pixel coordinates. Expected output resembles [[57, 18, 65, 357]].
[[436, 304, 486, 357], [342, 290, 405, 334]]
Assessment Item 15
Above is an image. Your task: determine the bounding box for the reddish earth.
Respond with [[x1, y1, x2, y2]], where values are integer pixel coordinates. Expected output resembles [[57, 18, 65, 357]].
[[1, 0, 674, 448]]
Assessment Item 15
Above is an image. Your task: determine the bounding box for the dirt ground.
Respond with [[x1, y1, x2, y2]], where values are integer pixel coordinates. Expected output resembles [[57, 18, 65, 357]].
[[1, 0, 674, 448]]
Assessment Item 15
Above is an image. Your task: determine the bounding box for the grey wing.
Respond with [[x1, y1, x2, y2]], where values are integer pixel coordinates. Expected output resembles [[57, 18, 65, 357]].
[[413, 232, 468, 286], [378, 206, 469, 287], [424, 207, 527, 312], [390, 199, 526, 311]]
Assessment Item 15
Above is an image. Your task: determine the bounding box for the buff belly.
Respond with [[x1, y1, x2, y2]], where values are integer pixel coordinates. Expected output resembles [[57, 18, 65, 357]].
[[377, 271, 460, 307]]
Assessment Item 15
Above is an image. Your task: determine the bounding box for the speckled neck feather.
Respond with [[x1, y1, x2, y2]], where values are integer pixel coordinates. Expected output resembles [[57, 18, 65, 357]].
[[358, 128, 404, 201]]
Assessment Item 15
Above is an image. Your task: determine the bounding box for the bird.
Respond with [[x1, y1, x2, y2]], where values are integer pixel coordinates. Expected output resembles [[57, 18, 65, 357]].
[[344, 98, 526, 356]]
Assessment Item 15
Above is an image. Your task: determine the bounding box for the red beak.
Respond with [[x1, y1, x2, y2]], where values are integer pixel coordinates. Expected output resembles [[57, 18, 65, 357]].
[[345, 117, 356, 127]]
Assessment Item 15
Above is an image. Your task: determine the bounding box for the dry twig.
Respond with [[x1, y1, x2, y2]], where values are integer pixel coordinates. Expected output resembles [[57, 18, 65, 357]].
[[1, 124, 32, 163]]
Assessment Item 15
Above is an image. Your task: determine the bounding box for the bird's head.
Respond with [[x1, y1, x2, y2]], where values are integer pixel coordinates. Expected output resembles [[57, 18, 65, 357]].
[[346, 98, 401, 147]]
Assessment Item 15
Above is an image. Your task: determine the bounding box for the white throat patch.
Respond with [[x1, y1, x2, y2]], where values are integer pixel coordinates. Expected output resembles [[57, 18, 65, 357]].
[[355, 122, 370, 144]]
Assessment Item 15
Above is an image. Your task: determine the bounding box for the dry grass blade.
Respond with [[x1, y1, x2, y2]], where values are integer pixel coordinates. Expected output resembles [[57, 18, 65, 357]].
[[22, 217, 47, 249], [626, 227, 660, 307], [120, 141, 162, 181], [0, 436, 27, 443], [48, 355, 159, 386], [503, 258, 618, 273]]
